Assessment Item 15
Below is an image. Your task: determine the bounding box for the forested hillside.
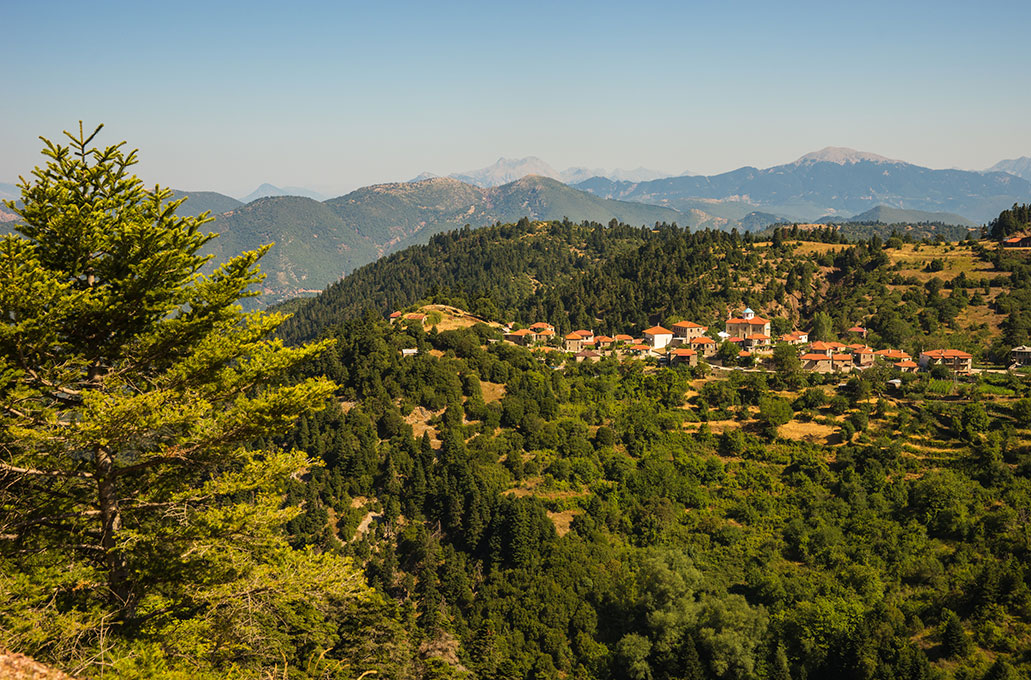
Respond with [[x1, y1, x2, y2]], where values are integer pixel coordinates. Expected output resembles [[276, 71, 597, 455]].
[[5, 124, 1031, 680], [279, 219, 1025, 362], [276, 308, 1031, 679]]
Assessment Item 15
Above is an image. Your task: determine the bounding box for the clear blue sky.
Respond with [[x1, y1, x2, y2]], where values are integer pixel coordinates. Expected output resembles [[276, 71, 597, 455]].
[[3, 0, 1029, 198]]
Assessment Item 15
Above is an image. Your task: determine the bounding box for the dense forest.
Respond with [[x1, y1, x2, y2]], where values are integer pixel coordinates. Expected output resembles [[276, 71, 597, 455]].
[[2, 128, 1031, 680]]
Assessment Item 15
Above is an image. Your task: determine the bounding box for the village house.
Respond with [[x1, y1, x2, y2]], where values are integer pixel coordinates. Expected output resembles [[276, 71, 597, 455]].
[[563, 333, 585, 352], [614, 334, 635, 345], [671, 321, 708, 344], [400, 313, 429, 327], [780, 331, 809, 345], [725, 308, 771, 337], [847, 326, 868, 339], [801, 352, 833, 373], [808, 341, 845, 357], [743, 333, 772, 351], [669, 347, 698, 367], [643, 325, 674, 350], [919, 349, 973, 374], [505, 328, 535, 346], [594, 335, 614, 348], [388, 311, 403, 322], [572, 329, 595, 343], [689, 336, 718, 357], [831, 353, 854, 372], [574, 349, 601, 363], [1002, 233, 1031, 248], [1012, 345, 1031, 367], [896, 360, 918, 373], [874, 348, 912, 363], [851, 346, 876, 367]]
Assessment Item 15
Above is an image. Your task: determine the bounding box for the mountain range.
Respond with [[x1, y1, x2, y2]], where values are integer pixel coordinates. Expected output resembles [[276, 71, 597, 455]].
[[574, 147, 1029, 224], [439, 156, 676, 187], [988, 157, 1031, 182], [4, 147, 1029, 305], [180, 175, 683, 304]]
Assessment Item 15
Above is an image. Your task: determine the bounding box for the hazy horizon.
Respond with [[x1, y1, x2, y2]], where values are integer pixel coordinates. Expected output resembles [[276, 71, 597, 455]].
[[3, 1, 1030, 197]]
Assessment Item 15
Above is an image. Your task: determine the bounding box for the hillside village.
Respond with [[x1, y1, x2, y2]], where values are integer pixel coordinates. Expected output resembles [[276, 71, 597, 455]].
[[387, 305, 1031, 375]]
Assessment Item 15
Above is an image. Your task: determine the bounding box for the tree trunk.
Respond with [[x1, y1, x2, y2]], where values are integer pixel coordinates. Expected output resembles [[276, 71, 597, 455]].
[[95, 446, 131, 613]]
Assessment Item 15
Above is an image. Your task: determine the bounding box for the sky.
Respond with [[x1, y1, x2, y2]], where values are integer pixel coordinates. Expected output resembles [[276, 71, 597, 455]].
[[2, 0, 1030, 198]]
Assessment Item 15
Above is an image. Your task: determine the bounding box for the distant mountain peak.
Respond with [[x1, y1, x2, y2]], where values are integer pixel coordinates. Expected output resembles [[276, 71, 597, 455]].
[[793, 147, 899, 165], [987, 156, 1031, 182], [450, 157, 562, 187]]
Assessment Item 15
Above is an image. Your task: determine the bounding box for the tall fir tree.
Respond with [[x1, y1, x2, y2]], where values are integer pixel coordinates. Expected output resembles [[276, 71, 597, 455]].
[[0, 124, 389, 677]]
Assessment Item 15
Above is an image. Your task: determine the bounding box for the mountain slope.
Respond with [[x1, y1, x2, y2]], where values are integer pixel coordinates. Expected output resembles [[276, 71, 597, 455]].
[[205, 196, 379, 303], [988, 156, 1031, 182], [575, 147, 1031, 222], [171, 190, 243, 217], [201, 176, 688, 304], [818, 205, 977, 227], [450, 157, 562, 187], [241, 183, 328, 203]]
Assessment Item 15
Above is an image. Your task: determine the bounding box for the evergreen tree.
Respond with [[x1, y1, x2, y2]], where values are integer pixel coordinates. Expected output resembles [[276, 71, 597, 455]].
[[0, 125, 380, 675], [940, 609, 969, 658]]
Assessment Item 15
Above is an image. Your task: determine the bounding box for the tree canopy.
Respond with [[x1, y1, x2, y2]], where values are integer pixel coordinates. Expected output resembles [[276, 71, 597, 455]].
[[0, 125, 387, 677]]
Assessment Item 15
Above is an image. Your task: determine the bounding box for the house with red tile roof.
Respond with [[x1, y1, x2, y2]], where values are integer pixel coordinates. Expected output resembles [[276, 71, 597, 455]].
[[564, 332, 586, 352], [689, 336, 717, 357], [574, 349, 602, 363], [505, 328, 536, 346], [389, 311, 403, 321], [873, 349, 912, 362], [919, 349, 973, 373], [670, 347, 698, 366], [896, 359, 918, 372], [847, 326, 867, 338], [671, 320, 708, 343], [725, 307, 771, 337], [643, 326, 674, 350], [744, 333, 772, 350], [614, 334, 635, 344], [1002, 233, 1031, 247], [780, 331, 809, 345], [851, 346, 876, 366], [801, 352, 833, 372]]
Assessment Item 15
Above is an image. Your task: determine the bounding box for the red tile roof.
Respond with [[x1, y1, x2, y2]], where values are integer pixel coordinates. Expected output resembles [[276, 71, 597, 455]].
[[801, 353, 830, 361], [671, 348, 697, 356], [643, 326, 673, 335], [672, 320, 705, 329], [738, 350, 752, 357], [574, 329, 594, 337], [831, 353, 852, 361], [746, 333, 771, 340], [614, 334, 634, 342], [921, 349, 973, 359], [508, 329, 534, 336], [897, 360, 917, 368], [727, 317, 770, 326], [690, 336, 716, 345], [629, 343, 651, 351], [389, 311, 403, 318], [847, 326, 866, 333], [564, 333, 582, 340], [594, 335, 614, 343]]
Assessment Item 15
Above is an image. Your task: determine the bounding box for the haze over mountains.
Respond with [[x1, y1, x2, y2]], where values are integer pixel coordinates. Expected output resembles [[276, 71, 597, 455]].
[[988, 156, 1031, 182], [439, 156, 676, 187], [4, 147, 1030, 304]]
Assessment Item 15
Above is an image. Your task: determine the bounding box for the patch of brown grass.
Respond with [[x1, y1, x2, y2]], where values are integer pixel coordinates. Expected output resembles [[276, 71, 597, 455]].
[[779, 420, 836, 444], [548, 509, 580, 537]]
